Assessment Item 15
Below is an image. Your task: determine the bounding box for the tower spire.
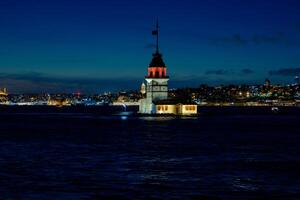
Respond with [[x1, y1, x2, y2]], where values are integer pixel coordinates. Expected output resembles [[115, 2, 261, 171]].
[[152, 19, 160, 54], [149, 19, 166, 68], [156, 19, 159, 54]]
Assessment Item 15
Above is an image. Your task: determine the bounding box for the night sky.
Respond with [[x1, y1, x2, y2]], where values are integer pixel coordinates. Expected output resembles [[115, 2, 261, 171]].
[[1, 0, 300, 93]]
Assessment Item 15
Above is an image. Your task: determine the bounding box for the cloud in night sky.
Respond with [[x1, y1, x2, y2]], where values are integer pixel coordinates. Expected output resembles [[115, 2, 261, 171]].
[[211, 33, 287, 46], [0, 72, 142, 94], [241, 69, 254, 74], [210, 34, 248, 46], [205, 70, 231, 75], [205, 69, 255, 76], [269, 67, 300, 76], [251, 33, 285, 45], [0, 71, 260, 93], [0, 72, 210, 93]]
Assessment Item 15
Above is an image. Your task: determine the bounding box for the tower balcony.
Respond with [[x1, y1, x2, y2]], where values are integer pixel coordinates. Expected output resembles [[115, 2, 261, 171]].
[[146, 67, 168, 78]]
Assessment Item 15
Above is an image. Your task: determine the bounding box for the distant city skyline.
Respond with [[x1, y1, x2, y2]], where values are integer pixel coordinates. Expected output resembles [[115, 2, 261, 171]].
[[1, 0, 300, 93]]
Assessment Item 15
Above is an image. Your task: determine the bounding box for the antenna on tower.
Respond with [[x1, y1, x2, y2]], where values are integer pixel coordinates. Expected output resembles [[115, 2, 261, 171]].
[[152, 19, 160, 54], [156, 19, 159, 54]]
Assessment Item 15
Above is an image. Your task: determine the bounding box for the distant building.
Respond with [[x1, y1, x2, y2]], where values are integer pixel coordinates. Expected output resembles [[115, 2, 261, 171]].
[[265, 79, 271, 88], [139, 21, 197, 115], [295, 76, 299, 85], [0, 88, 7, 96], [48, 97, 71, 107], [0, 88, 8, 104], [140, 82, 146, 95]]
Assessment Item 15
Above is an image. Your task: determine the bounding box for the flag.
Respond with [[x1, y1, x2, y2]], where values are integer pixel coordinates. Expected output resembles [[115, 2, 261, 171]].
[[152, 30, 158, 35]]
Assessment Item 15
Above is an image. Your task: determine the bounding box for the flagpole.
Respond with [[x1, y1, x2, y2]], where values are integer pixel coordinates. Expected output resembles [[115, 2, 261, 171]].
[[156, 19, 159, 54]]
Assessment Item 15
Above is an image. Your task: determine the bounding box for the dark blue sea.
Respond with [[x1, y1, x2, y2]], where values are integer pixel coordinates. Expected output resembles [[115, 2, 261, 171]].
[[0, 107, 299, 199]]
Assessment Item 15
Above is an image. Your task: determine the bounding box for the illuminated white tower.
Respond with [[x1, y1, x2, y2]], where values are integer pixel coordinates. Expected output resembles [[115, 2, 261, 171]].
[[139, 21, 169, 114]]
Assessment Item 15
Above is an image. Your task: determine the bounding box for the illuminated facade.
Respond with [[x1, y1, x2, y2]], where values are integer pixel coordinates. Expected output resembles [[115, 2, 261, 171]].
[[156, 103, 197, 115], [139, 21, 169, 114], [139, 51, 169, 114], [0, 88, 7, 96], [47, 99, 70, 107], [0, 88, 8, 104]]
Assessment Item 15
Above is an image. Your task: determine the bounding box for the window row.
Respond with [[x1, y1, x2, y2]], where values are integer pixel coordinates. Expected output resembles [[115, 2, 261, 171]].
[[185, 105, 196, 111], [157, 105, 168, 111]]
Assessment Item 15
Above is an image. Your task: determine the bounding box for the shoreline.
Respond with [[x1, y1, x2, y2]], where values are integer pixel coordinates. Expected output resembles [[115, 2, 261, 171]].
[[0, 105, 300, 116]]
